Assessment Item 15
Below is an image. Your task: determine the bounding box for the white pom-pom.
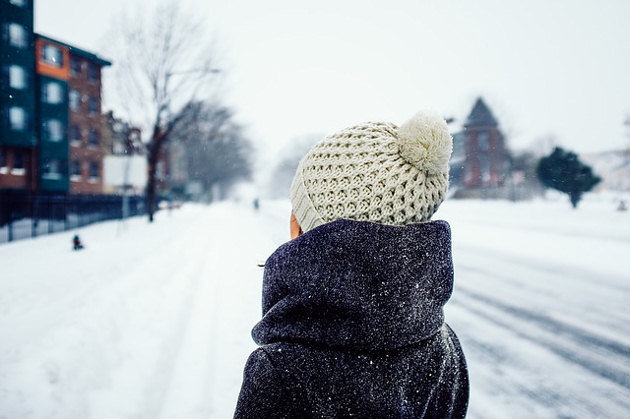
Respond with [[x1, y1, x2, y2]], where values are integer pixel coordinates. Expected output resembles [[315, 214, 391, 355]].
[[397, 111, 453, 175]]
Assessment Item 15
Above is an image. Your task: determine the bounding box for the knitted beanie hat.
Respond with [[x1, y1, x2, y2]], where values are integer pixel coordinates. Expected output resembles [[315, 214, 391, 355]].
[[290, 111, 452, 233]]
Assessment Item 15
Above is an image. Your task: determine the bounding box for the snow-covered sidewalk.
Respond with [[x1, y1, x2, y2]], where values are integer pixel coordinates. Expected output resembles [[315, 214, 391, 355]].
[[0, 203, 282, 418], [1, 196, 629, 418]]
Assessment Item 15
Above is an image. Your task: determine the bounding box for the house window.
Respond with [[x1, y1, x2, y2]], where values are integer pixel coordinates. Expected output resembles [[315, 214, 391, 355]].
[[8, 65, 27, 89], [43, 119, 64, 142], [87, 64, 99, 82], [88, 97, 99, 115], [89, 162, 99, 180], [70, 160, 81, 180], [479, 155, 491, 183], [42, 158, 62, 179], [88, 129, 100, 146], [69, 90, 80, 110], [9, 107, 27, 131], [7, 23, 28, 48], [10, 0, 27, 6], [70, 56, 81, 75], [42, 44, 63, 67], [477, 132, 490, 152], [42, 80, 64, 104]]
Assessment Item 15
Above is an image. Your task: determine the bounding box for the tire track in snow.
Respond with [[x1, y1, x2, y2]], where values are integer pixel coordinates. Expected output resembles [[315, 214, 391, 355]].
[[461, 337, 598, 418], [454, 257, 630, 339], [89, 209, 219, 419], [456, 244, 630, 294], [448, 302, 612, 419], [453, 288, 630, 391], [154, 203, 272, 419], [457, 287, 630, 361], [461, 217, 630, 245], [143, 212, 222, 419], [451, 298, 630, 417]]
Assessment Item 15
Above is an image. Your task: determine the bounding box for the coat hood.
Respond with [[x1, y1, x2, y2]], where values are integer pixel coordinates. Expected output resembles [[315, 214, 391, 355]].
[[252, 219, 454, 351]]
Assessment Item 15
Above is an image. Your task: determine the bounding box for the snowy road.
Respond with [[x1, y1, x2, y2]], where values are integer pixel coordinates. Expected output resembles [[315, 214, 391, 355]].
[[1, 196, 629, 418], [439, 200, 630, 418]]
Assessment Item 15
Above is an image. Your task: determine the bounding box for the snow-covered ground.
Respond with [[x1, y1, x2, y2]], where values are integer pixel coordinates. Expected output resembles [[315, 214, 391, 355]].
[[1, 194, 629, 418]]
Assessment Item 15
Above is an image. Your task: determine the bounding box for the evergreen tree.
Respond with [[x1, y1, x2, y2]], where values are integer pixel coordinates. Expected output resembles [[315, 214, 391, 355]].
[[536, 147, 601, 208]]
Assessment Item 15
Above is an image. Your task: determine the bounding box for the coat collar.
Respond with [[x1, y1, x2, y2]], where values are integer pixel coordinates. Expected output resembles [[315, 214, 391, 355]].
[[253, 219, 454, 351]]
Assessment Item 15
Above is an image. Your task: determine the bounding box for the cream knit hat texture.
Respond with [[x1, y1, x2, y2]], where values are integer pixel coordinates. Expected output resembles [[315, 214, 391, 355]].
[[290, 111, 452, 233]]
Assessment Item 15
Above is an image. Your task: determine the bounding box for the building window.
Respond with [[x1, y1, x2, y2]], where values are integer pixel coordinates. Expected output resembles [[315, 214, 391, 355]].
[[88, 129, 100, 146], [479, 155, 491, 183], [10, 0, 27, 6], [42, 44, 63, 67], [89, 162, 99, 180], [42, 80, 64, 104], [0, 149, 7, 174], [87, 64, 99, 82], [43, 119, 64, 142], [12, 151, 25, 175], [7, 23, 28, 48], [70, 56, 81, 75], [88, 97, 99, 115], [42, 158, 62, 179], [8, 65, 27, 89], [13, 151, 24, 169], [113, 140, 124, 155], [9, 107, 27, 131], [477, 132, 490, 152], [69, 125, 80, 144], [69, 90, 80, 110], [70, 160, 81, 180]]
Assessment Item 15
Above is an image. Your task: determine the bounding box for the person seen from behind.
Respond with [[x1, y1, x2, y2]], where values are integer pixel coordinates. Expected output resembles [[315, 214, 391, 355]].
[[234, 111, 469, 418]]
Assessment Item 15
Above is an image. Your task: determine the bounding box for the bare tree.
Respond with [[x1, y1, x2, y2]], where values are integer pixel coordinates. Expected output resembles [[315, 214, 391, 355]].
[[107, 1, 221, 221], [268, 134, 322, 198], [175, 102, 253, 200]]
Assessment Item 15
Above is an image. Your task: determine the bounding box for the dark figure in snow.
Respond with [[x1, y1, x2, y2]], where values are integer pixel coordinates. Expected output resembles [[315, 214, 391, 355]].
[[234, 112, 469, 418], [618, 199, 627, 212], [72, 235, 84, 250]]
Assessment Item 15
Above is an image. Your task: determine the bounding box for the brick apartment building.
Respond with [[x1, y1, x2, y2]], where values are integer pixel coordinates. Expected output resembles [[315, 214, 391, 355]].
[[62, 36, 111, 194], [1, 0, 111, 195]]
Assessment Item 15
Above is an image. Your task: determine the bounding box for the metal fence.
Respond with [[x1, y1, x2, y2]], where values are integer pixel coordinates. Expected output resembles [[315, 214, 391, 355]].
[[0, 191, 146, 244]]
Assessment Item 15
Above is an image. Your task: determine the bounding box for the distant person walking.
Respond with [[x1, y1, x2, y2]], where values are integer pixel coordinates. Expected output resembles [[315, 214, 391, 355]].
[[234, 111, 469, 418]]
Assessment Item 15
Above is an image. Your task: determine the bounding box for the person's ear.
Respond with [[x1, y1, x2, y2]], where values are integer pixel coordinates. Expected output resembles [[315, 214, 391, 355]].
[[290, 212, 303, 239]]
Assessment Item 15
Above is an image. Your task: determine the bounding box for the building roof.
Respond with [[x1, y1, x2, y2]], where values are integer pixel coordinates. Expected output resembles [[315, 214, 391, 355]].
[[35, 33, 112, 67], [465, 97, 498, 127]]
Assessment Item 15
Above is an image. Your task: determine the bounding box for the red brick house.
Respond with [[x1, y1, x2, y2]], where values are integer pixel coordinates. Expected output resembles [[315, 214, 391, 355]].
[[454, 98, 511, 191]]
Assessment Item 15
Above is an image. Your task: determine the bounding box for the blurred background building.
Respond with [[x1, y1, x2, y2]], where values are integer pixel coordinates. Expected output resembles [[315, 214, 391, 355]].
[[101, 110, 147, 195], [450, 97, 512, 198], [1, 0, 111, 195], [0, 0, 146, 244]]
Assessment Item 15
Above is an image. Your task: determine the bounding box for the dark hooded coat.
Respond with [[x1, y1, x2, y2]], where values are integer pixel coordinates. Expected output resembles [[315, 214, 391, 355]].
[[234, 219, 469, 418]]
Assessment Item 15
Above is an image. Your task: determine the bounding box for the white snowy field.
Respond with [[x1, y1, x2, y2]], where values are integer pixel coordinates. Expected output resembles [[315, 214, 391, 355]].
[[1, 193, 629, 418]]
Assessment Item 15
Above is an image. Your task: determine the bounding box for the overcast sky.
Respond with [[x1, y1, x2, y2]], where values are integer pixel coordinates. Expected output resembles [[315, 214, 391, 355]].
[[36, 0, 630, 160]]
